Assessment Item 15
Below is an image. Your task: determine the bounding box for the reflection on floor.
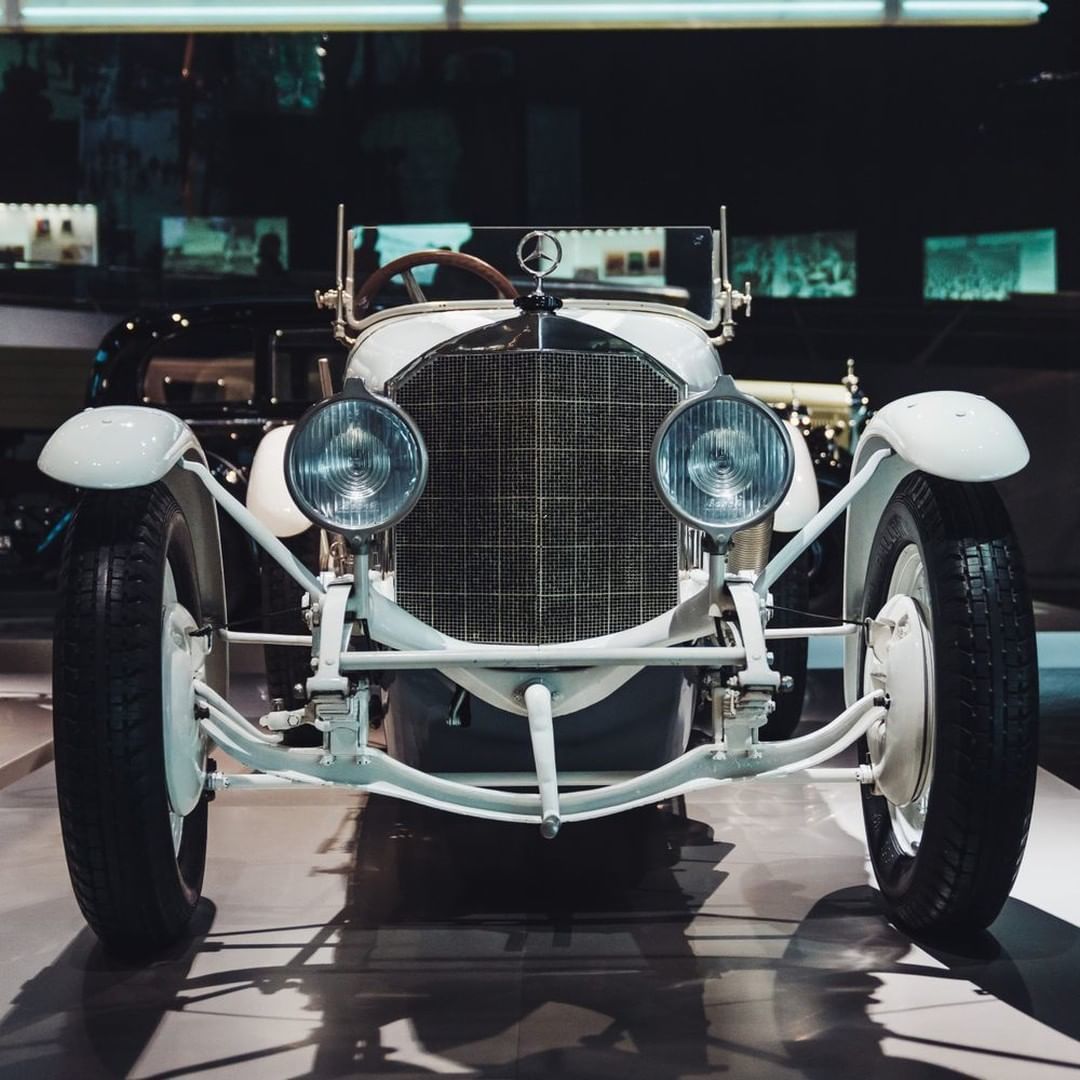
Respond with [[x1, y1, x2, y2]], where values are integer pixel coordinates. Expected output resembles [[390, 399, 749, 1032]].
[[0, 670, 1078, 1078]]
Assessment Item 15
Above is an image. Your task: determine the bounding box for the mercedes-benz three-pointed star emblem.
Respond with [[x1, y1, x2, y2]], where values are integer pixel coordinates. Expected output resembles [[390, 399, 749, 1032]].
[[516, 230, 563, 286]]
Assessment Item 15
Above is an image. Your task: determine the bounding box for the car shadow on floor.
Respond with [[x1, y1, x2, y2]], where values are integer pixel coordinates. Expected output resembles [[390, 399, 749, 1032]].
[[1, 801, 1079, 1078], [774, 886, 1080, 1078]]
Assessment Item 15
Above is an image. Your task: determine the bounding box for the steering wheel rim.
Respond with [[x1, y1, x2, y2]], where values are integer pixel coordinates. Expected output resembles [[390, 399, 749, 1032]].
[[355, 249, 518, 312]]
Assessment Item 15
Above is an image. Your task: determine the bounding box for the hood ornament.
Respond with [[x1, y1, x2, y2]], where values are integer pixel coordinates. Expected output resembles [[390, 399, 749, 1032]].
[[516, 230, 562, 293], [515, 230, 563, 312]]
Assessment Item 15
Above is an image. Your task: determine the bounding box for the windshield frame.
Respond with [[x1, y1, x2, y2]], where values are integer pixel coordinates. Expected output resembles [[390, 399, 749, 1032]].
[[341, 225, 726, 333]]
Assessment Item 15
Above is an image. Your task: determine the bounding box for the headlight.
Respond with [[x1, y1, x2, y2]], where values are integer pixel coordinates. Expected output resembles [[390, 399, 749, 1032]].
[[285, 382, 428, 537], [652, 376, 793, 545]]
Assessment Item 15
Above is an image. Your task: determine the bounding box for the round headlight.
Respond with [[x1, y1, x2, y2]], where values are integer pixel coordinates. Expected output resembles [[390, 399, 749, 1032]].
[[652, 377, 793, 544], [285, 385, 427, 537]]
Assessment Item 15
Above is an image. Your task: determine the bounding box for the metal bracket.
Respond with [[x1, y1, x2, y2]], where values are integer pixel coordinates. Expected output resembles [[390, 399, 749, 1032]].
[[314, 684, 370, 763], [261, 706, 307, 732], [729, 580, 780, 690], [306, 575, 354, 697], [713, 687, 773, 756]]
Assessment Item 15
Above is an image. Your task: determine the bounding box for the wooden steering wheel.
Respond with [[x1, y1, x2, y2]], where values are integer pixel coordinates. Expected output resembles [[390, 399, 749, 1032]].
[[354, 249, 518, 312]]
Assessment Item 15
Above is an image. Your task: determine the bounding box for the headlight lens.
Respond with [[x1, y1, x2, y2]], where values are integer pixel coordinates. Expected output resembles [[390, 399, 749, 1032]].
[[286, 392, 427, 536], [653, 389, 793, 541]]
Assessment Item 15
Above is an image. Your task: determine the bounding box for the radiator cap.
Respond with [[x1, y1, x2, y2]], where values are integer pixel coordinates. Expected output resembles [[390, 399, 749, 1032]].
[[514, 291, 562, 312]]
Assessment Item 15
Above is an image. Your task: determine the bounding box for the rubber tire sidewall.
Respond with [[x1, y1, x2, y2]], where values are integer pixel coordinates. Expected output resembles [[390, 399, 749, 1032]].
[[54, 484, 208, 956], [858, 472, 1038, 934]]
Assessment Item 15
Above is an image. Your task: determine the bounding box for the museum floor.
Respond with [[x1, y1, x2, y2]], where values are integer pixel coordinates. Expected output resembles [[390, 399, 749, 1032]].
[[1, 636, 1079, 1078]]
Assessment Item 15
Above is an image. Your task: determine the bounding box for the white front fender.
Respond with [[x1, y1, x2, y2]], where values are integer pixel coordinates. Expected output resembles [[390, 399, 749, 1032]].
[[39, 405, 201, 488], [774, 418, 819, 532], [38, 405, 229, 697], [246, 424, 311, 538], [857, 391, 1029, 483], [842, 391, 1029, 706]]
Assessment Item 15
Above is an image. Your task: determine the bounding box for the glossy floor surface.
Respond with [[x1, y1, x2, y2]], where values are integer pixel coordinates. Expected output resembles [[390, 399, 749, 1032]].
[[1, 669, 1079, 1079]]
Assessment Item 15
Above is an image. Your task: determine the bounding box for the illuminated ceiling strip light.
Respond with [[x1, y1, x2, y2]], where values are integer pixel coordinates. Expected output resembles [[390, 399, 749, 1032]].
[[14, 0, 1045, 26], [464, 1, 887, 15], [902, 0, 1045, 13], [21, 3, 444, 22]]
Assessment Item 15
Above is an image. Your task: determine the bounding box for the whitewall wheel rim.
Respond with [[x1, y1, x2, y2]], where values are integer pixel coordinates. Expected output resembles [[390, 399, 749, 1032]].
[[864, 542, 936, 858], [161, 560, 207, 855]]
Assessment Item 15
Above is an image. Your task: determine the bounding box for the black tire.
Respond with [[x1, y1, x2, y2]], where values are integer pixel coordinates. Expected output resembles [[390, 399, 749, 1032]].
[[54, 484, 209, 958], [261, 529, 321, 746], [759, 549, 810, 741], [860, 473, 1038, 935]]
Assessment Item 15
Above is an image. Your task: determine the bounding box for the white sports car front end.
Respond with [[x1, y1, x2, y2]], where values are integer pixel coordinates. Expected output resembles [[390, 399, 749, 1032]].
[[38, 215, 1039, 956]]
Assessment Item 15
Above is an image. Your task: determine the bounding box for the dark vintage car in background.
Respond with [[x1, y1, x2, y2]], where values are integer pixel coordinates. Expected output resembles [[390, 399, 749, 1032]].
[[739, 362, 870, 614], [83, 299, 347, 623]]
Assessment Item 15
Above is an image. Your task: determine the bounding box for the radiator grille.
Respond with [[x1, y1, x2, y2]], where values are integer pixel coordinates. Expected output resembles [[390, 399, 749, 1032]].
[[392, 348, 680, 645]]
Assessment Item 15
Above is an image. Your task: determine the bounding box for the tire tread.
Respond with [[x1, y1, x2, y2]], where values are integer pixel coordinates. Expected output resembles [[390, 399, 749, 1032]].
[[862, 474, 1038, 934], [53, 485, 206, 957]]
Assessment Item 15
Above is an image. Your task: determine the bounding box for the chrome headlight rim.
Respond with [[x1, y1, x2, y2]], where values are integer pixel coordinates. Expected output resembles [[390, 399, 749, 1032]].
[[651, 375, 794, 545], [284, 379, 429, 540]]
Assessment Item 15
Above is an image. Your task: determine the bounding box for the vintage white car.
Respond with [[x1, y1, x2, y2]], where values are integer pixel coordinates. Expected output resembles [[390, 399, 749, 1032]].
[[39, 213, 1038, 957]]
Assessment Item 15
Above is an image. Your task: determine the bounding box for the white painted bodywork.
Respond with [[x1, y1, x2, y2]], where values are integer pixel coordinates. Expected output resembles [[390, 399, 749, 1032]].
[[346, 302, 721, 392], [38, 405, 230, 700], [246, 424, 311, 538], [858, 391, 1029, 483], [774, 418, 819, 532], [39, 405, 201, 489], [841, 390, 1030, 705], [38, 300, 1032, 835]]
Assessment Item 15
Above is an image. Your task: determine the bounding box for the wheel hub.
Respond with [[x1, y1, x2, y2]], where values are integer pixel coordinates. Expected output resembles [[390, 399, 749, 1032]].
[[864, 593, 933, 809], [161, 600, 206, 821]]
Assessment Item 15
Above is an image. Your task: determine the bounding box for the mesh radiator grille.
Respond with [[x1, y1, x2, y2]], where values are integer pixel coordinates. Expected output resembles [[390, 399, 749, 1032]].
[[392, 347, 680, 646]]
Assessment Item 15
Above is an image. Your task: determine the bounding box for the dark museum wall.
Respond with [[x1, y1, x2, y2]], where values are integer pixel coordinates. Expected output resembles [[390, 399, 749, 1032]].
[[0, 14, 1078, 593], [0, 20, 1077, 280]]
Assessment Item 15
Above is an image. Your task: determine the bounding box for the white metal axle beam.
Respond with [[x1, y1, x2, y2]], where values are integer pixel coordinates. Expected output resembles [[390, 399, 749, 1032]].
[[338, 645, 746, 671], [220, 622, 858, 650], [221, 630, 314, 647], [207, 765, 872, 792], [198, 689, 886, 825]]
